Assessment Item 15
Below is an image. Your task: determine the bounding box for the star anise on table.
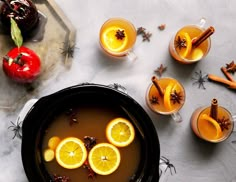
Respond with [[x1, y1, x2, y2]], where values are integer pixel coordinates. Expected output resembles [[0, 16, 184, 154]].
[[150, 95, 159, 104], [142, 32, 152, 42], [137, 27, 146, 35], [170, 90, 182, 104], [174, 36, 186, 50], [136, 27, 152, 42], [217, 116, 231, 131], [154, 64, 167, 77], [226, 60, 236, 74], [115, 29, 125, 40]]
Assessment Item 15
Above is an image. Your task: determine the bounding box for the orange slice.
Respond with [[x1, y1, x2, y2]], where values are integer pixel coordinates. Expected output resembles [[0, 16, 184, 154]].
[[55, 137, 87, 169], [176, 32, 192, 58], [102, 26, 128, 52], [48, 136, 61, 150], [191, 48, 204, 60], [164, 83, 174, 111], [199, 114, 223, 140], [88, 143, 121, 175], [44, 148, 55, 162], [106, 118, 135, 147]]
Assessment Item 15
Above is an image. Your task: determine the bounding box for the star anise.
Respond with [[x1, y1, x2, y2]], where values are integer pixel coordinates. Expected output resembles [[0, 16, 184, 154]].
[[150, 95, 159, 104], [83, 160, 96, 179], [217, 116, 231, 131], [174, 36, 186, 50], [51, 174, 70, 182], [154, 64, 167, 77], [226, 60, 236, 74], [115, 29, 125, 40], [137, 27, 146, 35], [65, 108, 78, 126], [170, 90, 182, 104], [84, 136, 97, 150], [142, 32, 152, 42]]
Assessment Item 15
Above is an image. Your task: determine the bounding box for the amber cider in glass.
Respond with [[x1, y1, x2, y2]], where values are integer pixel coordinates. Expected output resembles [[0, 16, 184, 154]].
[[191, 106, 234, 143], [146, 77, 185, 115], [99, 17, 136, 57], [169, 25, 211, 64]]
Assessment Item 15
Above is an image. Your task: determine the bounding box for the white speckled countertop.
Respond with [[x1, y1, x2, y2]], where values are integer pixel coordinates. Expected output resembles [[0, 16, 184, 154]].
[[0, 0, 236, 181]]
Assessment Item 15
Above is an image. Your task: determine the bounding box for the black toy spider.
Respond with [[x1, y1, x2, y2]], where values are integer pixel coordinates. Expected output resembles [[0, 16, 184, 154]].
[[191, 70, 208, 89], [160, 156, 176, 176], [60, 42, 78, 58], [8, 117, 22, 139]]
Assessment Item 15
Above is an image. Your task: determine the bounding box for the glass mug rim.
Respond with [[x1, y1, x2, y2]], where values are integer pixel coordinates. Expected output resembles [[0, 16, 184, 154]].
[[146, 77, 186, 115], [170, 24, 211, 63], [99, 17, 137, 57], [196, 106, 235, 143]]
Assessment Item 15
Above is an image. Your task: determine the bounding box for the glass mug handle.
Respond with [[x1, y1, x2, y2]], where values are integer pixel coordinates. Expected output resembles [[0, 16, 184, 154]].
[[233, 115, 236, 132], [126, 50, 137, 61], [171, 112, 182, 123], [198, 17, 206, 28]]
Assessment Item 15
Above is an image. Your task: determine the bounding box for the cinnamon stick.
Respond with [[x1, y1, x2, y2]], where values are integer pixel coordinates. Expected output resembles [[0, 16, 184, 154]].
[[192, 26, 215, 47], [221, 67, 235, 82], [208, 74, 236, 89], [210, 98, 218, 120], [151, 76, 164, 97]]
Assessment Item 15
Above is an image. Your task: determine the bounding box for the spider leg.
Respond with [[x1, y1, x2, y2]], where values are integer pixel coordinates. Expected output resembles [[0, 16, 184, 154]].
[[161, 156, 169, 162]]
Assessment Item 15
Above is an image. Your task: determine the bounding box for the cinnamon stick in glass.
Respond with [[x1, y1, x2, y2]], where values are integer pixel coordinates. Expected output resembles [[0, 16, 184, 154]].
[[192, 26, 215, 47], [151, 76, 164, 97], [210, 98, 218, 120]]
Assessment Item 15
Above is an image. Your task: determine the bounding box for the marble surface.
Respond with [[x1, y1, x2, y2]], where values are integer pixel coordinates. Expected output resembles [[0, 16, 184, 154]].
[[1, 0, 236, 181]]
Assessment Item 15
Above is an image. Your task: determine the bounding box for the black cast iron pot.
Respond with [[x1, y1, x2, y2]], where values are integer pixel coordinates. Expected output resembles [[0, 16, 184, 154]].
[[21, 83, 160, 182]]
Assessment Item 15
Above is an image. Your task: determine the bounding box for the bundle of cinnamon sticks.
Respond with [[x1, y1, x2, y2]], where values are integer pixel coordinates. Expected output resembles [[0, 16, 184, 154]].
[[208, 62, 236, 89]]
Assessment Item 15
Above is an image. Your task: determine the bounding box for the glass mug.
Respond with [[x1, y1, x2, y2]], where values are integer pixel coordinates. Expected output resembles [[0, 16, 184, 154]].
[[99, 17, 137, 61], [191, 105, 235, 143], [146, 76, 186, 123], [169, 18, 213, 64]]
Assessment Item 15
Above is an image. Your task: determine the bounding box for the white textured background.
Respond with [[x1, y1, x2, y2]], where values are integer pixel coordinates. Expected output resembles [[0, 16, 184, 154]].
[[0, 0, 236, 181]]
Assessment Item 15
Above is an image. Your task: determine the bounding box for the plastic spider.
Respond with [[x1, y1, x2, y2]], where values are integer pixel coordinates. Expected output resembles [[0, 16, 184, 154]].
[[60, 42, 78, 58], [191, 70, 208, 89], [160, 156, 176, 175], [8, 117, 22, 139], [109, 83, 127, 94]]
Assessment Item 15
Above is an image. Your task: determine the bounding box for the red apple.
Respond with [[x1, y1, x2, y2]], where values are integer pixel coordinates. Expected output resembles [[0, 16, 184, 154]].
[[2, 46, 41, 83]]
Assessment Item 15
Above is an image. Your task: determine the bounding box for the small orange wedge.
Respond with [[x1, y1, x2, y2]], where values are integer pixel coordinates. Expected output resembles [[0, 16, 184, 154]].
[[164, 83, 174, 111], [199, 114, 223, 140], [175, 32, 192, 58]]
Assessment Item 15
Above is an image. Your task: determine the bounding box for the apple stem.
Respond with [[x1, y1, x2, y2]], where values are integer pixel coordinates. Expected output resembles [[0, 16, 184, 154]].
[[1, 0, 19, 14]]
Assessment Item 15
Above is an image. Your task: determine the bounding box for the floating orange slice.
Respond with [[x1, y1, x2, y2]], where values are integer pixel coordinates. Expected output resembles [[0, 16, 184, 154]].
[[176, 32, 192, 58], [164, 83, 174, 111], [191, 48, 204, 60], [106, 117, 135, 147], [44, 148, 55, 162], [199, 114, 223, 140], [101, 26, 128, 52], [48, 136, 61, 150], [55, 137, 87, 169], [88, 143, 121, 175]]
